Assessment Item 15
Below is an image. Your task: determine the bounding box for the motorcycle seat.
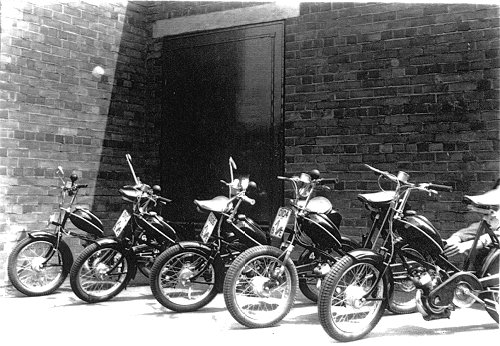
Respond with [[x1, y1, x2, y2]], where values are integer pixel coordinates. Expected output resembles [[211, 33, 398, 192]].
[[464, 187, 500, 208], [194, 196, 232, 213], [358, 191, 396, 207], [297, 196, 332, 214]]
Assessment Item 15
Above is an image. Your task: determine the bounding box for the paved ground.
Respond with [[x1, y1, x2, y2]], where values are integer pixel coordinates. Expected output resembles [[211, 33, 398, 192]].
[[1, 283, 498, 346]]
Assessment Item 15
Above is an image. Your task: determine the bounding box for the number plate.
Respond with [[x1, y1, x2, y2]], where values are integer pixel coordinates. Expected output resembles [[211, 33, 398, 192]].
[[201, 212, 217, 243], [270, 207, 292, 239], [112, 209, 131, 237]]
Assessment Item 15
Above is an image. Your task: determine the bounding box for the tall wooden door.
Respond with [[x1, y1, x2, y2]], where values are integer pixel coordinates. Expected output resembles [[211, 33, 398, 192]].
[[160, 22, 284, 224]]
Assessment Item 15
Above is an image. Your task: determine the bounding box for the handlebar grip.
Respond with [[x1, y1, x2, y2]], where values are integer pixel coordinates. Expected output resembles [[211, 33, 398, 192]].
[[76, 184, 88, 189], [428, 184, 453, 192], [277, 176, 288, 180], [241, 195, 256, 206], [157, 196, 172, 203], [321, 178, 339, 184]]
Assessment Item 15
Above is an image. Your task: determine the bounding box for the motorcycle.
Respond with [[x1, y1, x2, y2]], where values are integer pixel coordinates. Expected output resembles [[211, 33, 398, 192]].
[[149, 157, 269, 312], [7, 167, 104, 296], [222, 170, 358, 328], [318, 164, 499, 342], [69, 154, 191, 303]]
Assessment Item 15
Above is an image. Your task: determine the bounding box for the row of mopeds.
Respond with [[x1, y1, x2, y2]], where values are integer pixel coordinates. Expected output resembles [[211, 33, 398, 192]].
[[8, 154, 499, 342]]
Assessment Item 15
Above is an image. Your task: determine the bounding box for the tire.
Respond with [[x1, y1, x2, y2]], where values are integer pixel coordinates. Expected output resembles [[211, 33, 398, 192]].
[[481, 250, 499, 323], [223, 245, 298, 328], [70, 242, 134, 303], [298, 241, 358, 303], [150, 244, 221, 312], [7, 236, 72, 296], [318, 255, 388, 342]]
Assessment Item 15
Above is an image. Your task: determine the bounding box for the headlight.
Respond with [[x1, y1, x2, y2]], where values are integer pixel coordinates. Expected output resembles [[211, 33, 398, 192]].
[[48, 213, 58, 225], [299, 173, 311, 184], [240, 178, 250, 190]]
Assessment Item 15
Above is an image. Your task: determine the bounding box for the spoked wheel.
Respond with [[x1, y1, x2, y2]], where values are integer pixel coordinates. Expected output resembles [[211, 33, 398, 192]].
[[318, 256, 388, 342], [7, 236, 73, 296], [223, 245, 298, 328], [150, 245, 220, 312], [70, 243, 133, 303]]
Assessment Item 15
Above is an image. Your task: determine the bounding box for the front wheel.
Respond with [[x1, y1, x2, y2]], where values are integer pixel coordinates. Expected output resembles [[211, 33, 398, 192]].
[[150, 245, 221, 312], [318, 256, 388, 342], [70, 242, 134, 303], [7, 236, 73, 296], [223, 245, 298, 328]]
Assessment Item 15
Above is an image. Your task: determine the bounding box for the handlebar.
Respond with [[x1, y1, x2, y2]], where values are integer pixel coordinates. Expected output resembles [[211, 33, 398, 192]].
[[320, 178, 339, 184], [364, 164, 399, 182], [157, 196, 172, 204], [427, 183, 453, 192], [241, 195, 256, 206]]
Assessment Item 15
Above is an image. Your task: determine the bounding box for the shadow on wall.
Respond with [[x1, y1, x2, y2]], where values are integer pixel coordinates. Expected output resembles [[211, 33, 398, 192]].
[[92, 3, 160, 234]]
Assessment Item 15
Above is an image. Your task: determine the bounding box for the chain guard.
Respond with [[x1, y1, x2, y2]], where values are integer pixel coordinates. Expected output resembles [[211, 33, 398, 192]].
[[428, 272, 481, 308]]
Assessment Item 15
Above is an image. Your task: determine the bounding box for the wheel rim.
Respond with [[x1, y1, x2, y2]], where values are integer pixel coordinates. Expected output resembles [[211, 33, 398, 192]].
[[232, 255, 293, 324], [15, 241, 64, 293], [157, 251, 215, 306], [77, 248, 128, 297], [328, 262, 384, 334]]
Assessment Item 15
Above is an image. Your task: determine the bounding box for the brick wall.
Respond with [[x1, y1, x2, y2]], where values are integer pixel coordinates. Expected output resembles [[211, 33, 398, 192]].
[[284, 2, 499, 240], [0, 0, 157, 288], [1, 1, 499, 291]]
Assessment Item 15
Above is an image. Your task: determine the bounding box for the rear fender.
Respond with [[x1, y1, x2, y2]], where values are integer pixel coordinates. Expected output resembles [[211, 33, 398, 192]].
[[340, 236, 359, 251]]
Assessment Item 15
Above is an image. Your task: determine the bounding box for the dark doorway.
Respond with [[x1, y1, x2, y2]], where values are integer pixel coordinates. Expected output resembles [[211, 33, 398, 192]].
[[160, 22, 284, 224]]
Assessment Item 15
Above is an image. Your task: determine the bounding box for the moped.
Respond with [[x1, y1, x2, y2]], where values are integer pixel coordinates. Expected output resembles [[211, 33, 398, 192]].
[[318, 164, 498, 342], [69, 154, 191, 303], [8, 167, 103, 296], [223, 171, 358, 328], [149, 157, 269, 312]]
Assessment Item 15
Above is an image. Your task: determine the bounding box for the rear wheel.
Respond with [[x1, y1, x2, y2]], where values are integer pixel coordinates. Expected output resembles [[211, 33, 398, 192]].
[[223, 245, 298, 328], [70, 243, 133, 303], [150, 245, 220, 312], [7, 236, 72, 296], [318, 256, 388, 342]]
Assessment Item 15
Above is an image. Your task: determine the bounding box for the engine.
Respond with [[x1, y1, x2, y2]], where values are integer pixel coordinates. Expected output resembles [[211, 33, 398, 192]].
[[409, 266, 452, 320]]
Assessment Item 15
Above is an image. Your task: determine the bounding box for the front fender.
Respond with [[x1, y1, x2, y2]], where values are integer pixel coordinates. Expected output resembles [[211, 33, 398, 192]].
[[28, 230, 57, 240], [177, 241, 212, 252], [346, 248, 385, 266], [92, 237, 122, 248], [345, 248, 394, 299]]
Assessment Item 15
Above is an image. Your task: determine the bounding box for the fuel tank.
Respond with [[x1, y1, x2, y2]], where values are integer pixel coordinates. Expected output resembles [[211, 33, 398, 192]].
[[231, 215, 270, 247], [135, 213, 177, 245], [394, 214, 444, 256], [69, 207, 104, 237], [298, 211, 342, 250]]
